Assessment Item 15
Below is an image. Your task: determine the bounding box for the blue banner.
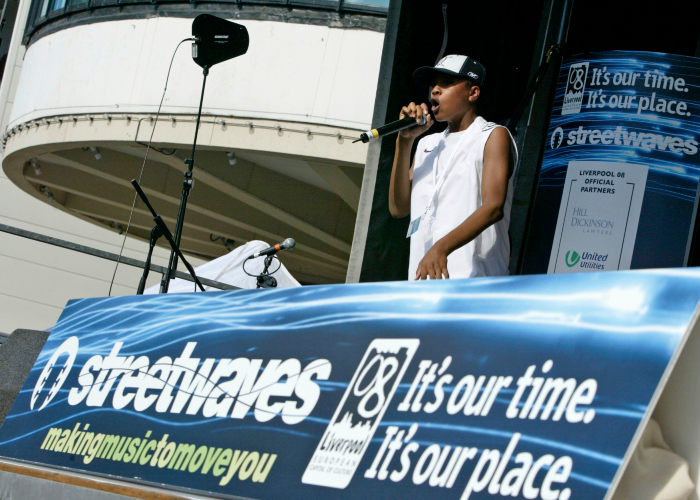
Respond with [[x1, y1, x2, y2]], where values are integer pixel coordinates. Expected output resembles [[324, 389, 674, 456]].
[[1, 270, 699, 499], [522, 51, 700, 273]]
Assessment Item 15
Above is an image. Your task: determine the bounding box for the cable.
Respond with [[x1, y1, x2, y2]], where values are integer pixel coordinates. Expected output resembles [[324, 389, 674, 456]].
[[242, 255, 282, 277], [435, 4, 448, 65], [108, 37, 195, 296], [135, 142, 177, 155]]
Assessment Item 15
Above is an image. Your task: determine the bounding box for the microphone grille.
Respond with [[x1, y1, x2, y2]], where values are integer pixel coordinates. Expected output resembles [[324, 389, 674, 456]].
[[283, 238, 296, 250]]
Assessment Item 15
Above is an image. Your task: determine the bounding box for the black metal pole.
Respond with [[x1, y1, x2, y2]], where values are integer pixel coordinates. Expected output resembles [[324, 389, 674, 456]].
[[137, 225, 163, 295], [556, 0, 574, 46], [160, 65, 209, 293], [0, 222, 238, 290], [507, 45, 563, 133]]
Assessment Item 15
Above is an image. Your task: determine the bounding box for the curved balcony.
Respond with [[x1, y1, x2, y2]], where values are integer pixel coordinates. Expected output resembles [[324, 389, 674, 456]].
[[2, 15, 384, 284]]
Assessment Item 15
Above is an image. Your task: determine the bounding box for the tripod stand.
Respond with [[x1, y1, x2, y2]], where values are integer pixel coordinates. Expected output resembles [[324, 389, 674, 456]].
[[160, 65, 209, 293], [132, 180, 205, 293], [142, 14, 248, 294], [136, 225, 164, 295]]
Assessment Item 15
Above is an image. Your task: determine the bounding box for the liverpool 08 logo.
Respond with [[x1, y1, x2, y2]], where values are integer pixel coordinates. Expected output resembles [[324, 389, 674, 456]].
[[302, 339, 419, 489], [562, 62, 589, 115]]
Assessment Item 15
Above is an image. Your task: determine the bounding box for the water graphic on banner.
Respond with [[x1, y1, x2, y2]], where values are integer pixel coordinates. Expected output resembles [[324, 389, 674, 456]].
[[522, 51, 700, 273], [1, 271, 700, 499]]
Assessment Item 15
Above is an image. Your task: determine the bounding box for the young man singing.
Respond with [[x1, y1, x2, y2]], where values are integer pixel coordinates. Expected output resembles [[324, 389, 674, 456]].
[[389, 55, 518, 280]]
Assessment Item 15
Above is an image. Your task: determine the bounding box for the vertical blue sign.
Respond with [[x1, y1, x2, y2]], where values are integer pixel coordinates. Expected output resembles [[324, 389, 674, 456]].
[[522, 51, 700, 273]]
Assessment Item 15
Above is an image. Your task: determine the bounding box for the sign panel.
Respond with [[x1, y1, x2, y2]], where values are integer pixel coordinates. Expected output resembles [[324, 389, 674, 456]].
[[1, 270, 700, 500], [302, 338, 419, 488], [522, 51, 700, 274], [548, 161, 648, 273]]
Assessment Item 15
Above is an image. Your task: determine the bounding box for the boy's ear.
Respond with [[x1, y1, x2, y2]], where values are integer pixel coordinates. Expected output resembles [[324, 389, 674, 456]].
[[469, 85, 481, 102]]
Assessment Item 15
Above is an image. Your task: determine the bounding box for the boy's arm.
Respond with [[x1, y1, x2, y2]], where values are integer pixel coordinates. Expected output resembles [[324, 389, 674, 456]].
[[389, 102, 433, 218], [415, 126, 514, 280]]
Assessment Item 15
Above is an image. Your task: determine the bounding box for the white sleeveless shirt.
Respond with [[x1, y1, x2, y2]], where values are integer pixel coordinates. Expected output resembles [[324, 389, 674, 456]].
[[408, 116, 518, 280]]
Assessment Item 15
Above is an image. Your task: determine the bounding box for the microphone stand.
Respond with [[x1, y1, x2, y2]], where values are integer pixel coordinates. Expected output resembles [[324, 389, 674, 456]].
[[160, 65, 209, 293], [256, 255, 278, 289], [131, 179, 205, 293], [136, 225, 164, 295]]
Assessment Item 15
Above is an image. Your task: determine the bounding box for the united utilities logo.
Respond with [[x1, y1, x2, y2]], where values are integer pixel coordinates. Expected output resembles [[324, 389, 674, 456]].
[[565, 250, 609, 270], [565, 251, 580, 267]]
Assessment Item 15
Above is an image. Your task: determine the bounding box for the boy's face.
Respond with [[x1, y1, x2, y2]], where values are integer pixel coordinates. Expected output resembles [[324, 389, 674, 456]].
[[429, 75, 479, 122]]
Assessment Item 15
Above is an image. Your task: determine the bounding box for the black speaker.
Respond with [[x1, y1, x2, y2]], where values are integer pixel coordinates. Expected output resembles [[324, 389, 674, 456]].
[[192, 14, 249, 69]]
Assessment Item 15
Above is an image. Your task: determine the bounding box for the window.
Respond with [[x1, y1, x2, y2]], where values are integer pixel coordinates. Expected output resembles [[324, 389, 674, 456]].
[[24, 0, 388, 45], [39, 0, 50, 17], [344, 0, 389, 7]]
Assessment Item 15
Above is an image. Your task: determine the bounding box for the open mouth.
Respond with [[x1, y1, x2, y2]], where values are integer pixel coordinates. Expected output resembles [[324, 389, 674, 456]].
[[431, 98, 440, 113]]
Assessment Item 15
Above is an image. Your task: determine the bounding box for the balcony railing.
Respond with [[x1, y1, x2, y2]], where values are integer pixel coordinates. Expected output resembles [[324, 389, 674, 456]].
[[24, 0, 388, 44]]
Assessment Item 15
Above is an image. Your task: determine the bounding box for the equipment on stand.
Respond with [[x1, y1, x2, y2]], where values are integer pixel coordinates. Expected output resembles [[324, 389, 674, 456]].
[[243, 238, 296, 289], [132, 180, 205, 293], [191, 14, 249, 69], [252, 238, 296, 258], [160, 14, 249, 293]]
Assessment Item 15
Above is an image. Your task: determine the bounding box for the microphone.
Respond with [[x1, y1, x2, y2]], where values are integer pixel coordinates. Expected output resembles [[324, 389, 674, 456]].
[[354, 115, 427, 144], [250, 238, 296, 259]]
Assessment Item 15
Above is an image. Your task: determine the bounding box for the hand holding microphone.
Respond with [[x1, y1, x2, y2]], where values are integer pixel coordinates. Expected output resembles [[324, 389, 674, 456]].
[[355, 102, 433, 143], [398, 102, 434, 140]]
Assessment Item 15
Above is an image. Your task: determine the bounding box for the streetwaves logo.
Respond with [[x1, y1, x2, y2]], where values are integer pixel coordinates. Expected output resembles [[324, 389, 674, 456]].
[[551, 127, 565, 149], [558, 125, 698, 155], [32, 336, 79, 411], [565, 251, 580, 267], [302, 339, 419, 489], [31, 340, 331, 425]]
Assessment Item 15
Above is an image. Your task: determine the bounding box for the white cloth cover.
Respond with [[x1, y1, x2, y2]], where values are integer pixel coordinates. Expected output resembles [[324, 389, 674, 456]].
[[144, 240, 301, 294], [612, 418, 694, 500], [408, 116, 518, 280]]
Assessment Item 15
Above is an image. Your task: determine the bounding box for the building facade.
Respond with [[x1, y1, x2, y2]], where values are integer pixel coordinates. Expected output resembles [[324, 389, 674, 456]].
[[0, 0, 387, 332]]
